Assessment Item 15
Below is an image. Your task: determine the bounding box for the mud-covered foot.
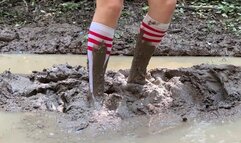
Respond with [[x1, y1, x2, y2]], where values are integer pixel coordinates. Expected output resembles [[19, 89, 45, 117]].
[[124, 83, 144, 94], [87, 91, 96, 107], [127, 71, 148, 85], [127, 31, 155, 85], [87, 91, 102, 109]]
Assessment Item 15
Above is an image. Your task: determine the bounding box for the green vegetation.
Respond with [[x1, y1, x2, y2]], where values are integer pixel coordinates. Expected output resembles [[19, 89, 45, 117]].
[[143, 0, 241, 35], [60, 2, 80, 11], [185, 0, 241, 35]]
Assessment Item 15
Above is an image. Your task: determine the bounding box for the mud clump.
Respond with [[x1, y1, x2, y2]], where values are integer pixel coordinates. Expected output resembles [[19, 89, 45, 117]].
[[1, 64, 241, 134]]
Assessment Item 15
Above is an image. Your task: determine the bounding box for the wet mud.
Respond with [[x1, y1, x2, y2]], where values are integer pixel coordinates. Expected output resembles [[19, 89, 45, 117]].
[[1, 21, 240, 56], [0, 24, 83, 54], [0, 2, 240, 56], [1, 64, 241, 134]]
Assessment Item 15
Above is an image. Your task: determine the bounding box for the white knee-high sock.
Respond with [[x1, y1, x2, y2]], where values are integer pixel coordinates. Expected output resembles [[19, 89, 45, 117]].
[[87, 22, 115, 93]]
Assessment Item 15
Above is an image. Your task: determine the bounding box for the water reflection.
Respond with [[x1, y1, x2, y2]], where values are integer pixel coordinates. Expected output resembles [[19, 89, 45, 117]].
[[1, 54, 241, 74]]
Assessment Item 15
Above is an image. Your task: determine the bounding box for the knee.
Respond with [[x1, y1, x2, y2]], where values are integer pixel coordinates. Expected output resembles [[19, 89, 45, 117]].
[[162, 0, 177, 10], [106, 1, 123, 14], [149, 0, 177, 11], [99, 0, 123, 15]]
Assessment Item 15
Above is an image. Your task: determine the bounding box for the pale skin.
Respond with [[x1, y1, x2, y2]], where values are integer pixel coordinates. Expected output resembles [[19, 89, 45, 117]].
[[93, 0, 177, 28]]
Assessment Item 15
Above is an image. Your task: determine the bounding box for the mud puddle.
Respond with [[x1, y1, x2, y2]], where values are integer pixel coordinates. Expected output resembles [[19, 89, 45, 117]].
[[0, 112, 25, 143], [1, 112, 241, 143], [1, 54, 241, 74], [1, 56, 241, 142], [0, 112, 77, 143], [1, 63, 241, 134], [85, 119, 241, 143]]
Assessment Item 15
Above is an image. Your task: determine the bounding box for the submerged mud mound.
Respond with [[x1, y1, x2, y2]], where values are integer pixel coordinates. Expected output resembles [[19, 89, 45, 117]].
[[1, 64, 241, 133]]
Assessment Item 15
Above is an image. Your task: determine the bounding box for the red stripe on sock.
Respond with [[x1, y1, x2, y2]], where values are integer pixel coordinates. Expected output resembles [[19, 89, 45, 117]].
[[106, 51, 111, 55], [88, 38, 112, 48], [141, 22, 166, 34], [89, 30, 113, 41], [88, 46, 93, 51], [142, 37, 161, 43], [141, 27, 165, 37]]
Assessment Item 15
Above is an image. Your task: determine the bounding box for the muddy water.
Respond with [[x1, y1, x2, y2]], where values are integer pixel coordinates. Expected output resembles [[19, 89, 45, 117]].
[[89, 120, 241, 143], [0, 112, 76, 143], [1, 55, 241, 143], [1, 112, 241, 143], [1, 54, 241, 74], [0, 112, 25, 143]]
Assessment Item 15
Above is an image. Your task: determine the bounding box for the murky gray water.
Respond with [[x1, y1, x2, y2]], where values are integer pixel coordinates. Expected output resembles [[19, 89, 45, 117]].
[[1, 54, 241, 74], [0, 112, 76, 143], [1, 54, 241, 143], [1, 112, 241, 143]]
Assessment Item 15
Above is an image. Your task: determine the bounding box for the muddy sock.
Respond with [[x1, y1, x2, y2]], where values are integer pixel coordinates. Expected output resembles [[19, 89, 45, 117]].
[[127, 15, 170, 84], [87, 22, 115, 94], [140, 14, 170, 46]]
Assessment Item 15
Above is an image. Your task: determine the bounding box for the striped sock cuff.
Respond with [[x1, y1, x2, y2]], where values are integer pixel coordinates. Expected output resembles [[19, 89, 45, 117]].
[[90, 22, 115, 37], [87, 22, 115, 55], [140, 14, 170, 46], [142, 14, 170, 31]]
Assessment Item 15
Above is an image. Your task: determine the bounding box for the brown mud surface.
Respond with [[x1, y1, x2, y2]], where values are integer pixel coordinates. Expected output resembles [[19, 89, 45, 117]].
[[1, 64, 241, 135], [0, 1, 240, 56]]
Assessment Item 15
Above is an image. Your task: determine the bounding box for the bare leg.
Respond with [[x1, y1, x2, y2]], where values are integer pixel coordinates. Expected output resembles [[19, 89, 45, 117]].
[[87, 0, 123, 101], [148, 0, 177, 23], [93, 0, 124, 28]]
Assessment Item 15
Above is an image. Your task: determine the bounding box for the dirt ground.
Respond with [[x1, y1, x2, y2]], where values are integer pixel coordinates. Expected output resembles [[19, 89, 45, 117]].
[[1, 64, 241, 134], [0, 1, 240, 56]]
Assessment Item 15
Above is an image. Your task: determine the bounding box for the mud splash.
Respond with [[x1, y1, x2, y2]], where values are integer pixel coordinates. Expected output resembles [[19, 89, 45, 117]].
[[1, 64, 241, 135]]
